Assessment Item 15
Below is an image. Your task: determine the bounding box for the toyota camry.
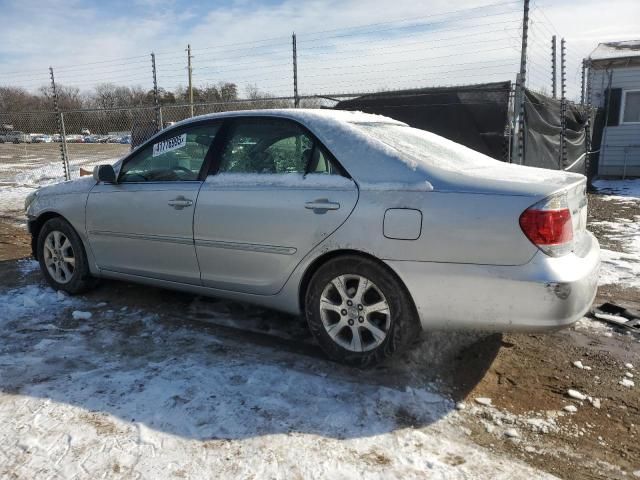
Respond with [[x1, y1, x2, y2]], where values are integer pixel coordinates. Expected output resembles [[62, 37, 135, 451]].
[[25, 109, 600, 365]]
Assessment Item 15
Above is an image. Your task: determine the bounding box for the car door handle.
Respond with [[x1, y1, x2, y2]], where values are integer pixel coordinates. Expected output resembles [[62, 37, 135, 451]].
[[305, 199, 340, 212], [168, 196, 193, 210]]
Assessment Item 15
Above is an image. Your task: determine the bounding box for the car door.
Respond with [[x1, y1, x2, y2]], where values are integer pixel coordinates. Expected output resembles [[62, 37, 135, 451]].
[[86, 121, 221, 284], [194, 117, 358, 295]]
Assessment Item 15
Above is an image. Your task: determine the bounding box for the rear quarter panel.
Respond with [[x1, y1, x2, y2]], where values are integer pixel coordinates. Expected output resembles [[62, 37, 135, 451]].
[[324, 189, 539, 266]]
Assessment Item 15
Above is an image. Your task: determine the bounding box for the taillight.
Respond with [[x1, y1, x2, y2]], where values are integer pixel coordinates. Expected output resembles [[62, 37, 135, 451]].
[[519, 193, 573, 257]]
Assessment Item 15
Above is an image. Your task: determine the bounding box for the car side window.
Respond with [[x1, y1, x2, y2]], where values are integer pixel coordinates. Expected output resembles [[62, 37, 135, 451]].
[[217, 118, 338, 175], [119, 123, 220, 182], [308, 145, 340, 175]]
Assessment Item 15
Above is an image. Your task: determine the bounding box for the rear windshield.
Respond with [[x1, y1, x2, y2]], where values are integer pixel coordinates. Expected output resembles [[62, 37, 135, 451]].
[[351, 122, 496, 172]]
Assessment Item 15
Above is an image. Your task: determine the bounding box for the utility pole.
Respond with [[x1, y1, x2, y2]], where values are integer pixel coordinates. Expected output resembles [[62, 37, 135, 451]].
[[187, 44, 194, 117], [151, 52, 161, 131], [560, 38, 567, 168], [49, 67, 70, 181], [512, 0, 529, 164], [292, 33, 299, 108], [551, 35, 557, 99]]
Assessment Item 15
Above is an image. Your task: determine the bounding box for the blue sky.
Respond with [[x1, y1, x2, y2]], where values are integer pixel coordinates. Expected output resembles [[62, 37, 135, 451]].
[[0, 0, 639, 99]]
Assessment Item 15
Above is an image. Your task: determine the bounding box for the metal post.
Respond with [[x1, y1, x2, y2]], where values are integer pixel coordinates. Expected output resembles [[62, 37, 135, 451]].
[[187, 44, 194, 117], [560, 38, 567, 168], [512, 0, 529, 165], [580, 59, 586, 105], [59, 112, 70, 179], [151, 53, 161, 131], [584, 59, 593, 181], [49, 67, 70, 181], [292, 33, 299, 108], [551, 35, 557, 99]]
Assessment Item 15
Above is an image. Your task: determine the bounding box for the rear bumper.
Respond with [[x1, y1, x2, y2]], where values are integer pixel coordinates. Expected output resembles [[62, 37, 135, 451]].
[[385, 232, 600, 332]]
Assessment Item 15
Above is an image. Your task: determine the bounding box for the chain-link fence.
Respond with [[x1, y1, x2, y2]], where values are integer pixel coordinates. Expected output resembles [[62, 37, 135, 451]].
[[0, 96, 322, 193], [0, 111, 65, 189]]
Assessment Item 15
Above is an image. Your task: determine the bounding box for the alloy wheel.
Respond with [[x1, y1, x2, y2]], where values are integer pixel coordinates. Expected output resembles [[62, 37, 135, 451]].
[[319, 274, 391, 352], [43, 230, 76, 284]]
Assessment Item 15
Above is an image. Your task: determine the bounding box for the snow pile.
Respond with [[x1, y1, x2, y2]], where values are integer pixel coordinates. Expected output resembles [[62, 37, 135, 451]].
[[592, 178, 640, 201], [590, 179, 640, 290], [0, 284, 78, 325], [572, 360, 592, 371], [591, 216, 640, 289], [598, 249, 640, 289], [0, 185, 36, 214], [466, 403, 562, 437], [574, 317, 618, 337], [567, 389, 587, 401]]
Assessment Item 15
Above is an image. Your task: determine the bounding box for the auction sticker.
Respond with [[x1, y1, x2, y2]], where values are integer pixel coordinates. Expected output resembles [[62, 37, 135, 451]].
[[153, 133, 187, 157]]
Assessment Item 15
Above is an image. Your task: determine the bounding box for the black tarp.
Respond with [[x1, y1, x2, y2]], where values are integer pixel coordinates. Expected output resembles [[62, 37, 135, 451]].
[[334, 82, 512, 161], [523, 89, 589, 174], [334, 83, 591, 176]]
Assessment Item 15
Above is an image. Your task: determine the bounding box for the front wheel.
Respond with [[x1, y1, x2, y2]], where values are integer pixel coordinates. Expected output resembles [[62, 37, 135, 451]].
[[305, 256, 420, 366], [37, 217, 97, 294]]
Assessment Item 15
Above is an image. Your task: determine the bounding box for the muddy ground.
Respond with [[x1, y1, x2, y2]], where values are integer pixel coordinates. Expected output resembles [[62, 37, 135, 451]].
[[0, 191, 638, 479]]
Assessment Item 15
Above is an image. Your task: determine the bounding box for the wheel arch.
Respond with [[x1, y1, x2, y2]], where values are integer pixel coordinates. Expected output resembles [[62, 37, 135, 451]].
[[298, 249, 419, 324], [29, 211, 67, 259]]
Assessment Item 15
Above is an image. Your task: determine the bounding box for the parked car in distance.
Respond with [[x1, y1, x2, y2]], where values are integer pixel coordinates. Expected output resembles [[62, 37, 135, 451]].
[[24, 109, 600, 366], [6, 131, 31, 143], [65, 134, 84, 143], [32, 134, 53, 143], [119, 135, 131, 144]]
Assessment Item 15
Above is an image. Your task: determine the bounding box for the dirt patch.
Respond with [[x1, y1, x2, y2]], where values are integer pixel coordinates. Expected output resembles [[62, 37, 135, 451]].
[[431, 192, 640, 480], [0, 220, 30, 261], [78, 412, 126, 436], [448, 328, 639, 480]]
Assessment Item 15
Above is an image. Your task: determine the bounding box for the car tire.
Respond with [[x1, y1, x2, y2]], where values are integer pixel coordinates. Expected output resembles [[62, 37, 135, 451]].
[[37, 217, 98, 294], [305, 255, 421, 367]]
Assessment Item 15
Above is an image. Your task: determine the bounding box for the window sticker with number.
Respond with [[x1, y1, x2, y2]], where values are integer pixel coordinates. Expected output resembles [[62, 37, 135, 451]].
[[153, 133, 187, 157]]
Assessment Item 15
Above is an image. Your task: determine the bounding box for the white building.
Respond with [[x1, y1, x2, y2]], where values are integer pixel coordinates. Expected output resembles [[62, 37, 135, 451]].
[[589, 40, 640, 177]]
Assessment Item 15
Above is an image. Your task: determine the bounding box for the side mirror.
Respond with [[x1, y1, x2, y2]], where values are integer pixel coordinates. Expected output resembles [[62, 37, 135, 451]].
[[93, 164, 116, 183]]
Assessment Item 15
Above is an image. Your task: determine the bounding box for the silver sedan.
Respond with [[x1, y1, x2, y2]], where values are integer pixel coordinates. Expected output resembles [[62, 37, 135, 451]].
[[25, 109, 600, 365]]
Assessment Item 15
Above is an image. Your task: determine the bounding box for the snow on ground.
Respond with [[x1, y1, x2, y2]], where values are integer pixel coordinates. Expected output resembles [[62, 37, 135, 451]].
[[592, 178, 640, 201], [0, 278, 555, 479], [0, 146, 122, 217], [598, 248, 640, 289], [592, 179, 640, 289]]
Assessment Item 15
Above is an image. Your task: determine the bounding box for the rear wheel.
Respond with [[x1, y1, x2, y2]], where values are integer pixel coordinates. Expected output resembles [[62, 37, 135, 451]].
[[305, 256, 420, 366], [37, 217, 97, 294]]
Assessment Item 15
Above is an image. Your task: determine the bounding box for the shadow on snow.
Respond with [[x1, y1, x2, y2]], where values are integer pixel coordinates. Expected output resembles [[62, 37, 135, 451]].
[[0, 258, 501, 442]]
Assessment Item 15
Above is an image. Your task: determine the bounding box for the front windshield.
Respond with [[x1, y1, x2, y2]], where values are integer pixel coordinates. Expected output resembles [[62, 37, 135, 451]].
[[351, 122, 498, 173]]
